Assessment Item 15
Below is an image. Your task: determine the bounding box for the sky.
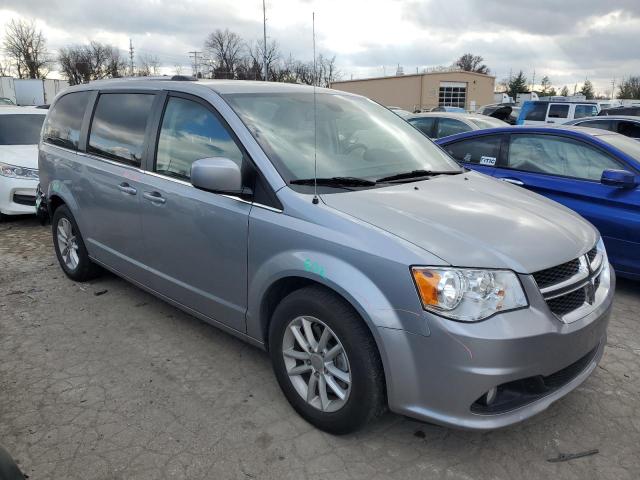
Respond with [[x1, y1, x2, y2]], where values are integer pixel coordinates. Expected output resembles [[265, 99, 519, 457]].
[[1, 0, 639, 96]]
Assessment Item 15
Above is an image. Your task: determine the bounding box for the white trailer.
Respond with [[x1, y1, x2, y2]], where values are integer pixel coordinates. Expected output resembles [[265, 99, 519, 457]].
[[43, 79, 69, 104], [14, 79, 45, 106], [0, 77, 17, 104]]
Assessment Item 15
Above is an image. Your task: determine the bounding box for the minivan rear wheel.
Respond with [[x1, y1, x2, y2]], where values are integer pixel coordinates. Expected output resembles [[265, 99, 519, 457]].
[[269, 286, 386, 434], [52, 205, 101, 281]]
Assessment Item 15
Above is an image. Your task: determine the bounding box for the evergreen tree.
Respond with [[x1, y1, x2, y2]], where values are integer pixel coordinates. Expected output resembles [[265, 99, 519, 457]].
[[580, 80, 595, 99], [507, 70, 529, 99], [560, 85, 570, 96]]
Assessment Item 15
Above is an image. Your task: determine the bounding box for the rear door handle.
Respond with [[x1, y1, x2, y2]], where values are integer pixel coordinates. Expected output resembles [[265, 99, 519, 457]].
[[118, 183, 137, 195], [501, 178, 524, 186], [143, 191, 166, 204]]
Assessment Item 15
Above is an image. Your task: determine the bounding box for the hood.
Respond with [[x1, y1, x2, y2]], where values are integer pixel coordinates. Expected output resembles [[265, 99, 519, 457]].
[[321, 172, 597, 273], [0, 145, 38, 169]]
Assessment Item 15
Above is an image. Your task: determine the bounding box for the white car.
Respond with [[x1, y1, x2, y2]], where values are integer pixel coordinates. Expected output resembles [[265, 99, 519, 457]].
[[0, 106, 46, 220]]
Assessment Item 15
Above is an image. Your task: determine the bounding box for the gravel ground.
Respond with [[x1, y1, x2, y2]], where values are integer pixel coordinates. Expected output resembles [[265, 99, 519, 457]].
[[1, 216, 639, 480]]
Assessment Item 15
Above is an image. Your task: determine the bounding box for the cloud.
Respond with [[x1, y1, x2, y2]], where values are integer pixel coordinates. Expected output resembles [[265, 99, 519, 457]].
[[0, 0, 638, 95]]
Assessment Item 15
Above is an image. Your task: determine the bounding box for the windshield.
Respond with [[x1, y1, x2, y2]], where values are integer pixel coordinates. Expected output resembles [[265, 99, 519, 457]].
[[601, 133, 640, 162], [223, 92, 461, 184], [0, 114, 45, 145], [468, 117, 506, 129]]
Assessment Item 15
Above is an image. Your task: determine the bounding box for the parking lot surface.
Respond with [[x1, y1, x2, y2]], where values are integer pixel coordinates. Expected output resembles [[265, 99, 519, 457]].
[[1, 217, 639, 480]]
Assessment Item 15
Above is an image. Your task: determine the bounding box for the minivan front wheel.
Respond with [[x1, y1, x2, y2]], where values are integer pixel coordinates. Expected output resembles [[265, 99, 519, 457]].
[[52, 205, 101, 281], [269, 286, 385, 434]]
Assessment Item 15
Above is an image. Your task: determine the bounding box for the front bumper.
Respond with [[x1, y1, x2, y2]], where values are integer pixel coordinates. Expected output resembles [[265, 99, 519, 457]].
[[378, 266, 615, 430], [0, 175, 38, 216]]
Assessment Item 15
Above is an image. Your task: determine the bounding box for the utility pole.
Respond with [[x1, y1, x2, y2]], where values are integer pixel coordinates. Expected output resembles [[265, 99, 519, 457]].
[[611, 77, 616, 100], [189, 51, 202, 78], [262, 0, 268, 81], [129, 39, 135, 76], [530, 68, 535, 93]]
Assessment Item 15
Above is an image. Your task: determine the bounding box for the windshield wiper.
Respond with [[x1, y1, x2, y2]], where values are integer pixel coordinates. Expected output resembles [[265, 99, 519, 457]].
[[375, 169, 462, 183], [290, 176, 376, 187]]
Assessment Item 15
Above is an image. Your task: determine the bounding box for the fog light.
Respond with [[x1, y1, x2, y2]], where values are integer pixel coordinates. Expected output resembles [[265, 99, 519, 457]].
[[484, 387, 497, 405]]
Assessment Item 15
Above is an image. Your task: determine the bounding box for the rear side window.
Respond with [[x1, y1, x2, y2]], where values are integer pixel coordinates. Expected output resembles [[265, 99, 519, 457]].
[[0, 115, 45, 145], [524, 103, 548, 121], [408, 117, 436, 137], [507, 134, 621, 181], [444, 135, 502, 165], [43, 92, 90, 150], [576, 119, 613, 131], [155, 96, 243, 180], [88, 93, 155, 167], [548, 104, 569, 119], [617, 121, 640, 138], [436, 118, 471, 138], [574, 104, 598, 119]]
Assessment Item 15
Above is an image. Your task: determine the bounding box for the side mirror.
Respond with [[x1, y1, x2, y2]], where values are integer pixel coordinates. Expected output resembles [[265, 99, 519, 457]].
[[191, 157, 244, 194], [600, 169, 638, 189]]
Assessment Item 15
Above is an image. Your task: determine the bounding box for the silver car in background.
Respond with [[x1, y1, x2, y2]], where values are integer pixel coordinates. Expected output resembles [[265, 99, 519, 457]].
[[406, 111, 507, 139], [38, 79, 614, 433]]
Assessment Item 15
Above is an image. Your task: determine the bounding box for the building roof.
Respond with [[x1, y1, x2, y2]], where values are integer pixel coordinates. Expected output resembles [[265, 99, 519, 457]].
[[331, 70, 495, 85]]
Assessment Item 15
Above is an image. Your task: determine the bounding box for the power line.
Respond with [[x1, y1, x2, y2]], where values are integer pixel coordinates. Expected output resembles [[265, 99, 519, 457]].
[[188, 51, 202, 78]]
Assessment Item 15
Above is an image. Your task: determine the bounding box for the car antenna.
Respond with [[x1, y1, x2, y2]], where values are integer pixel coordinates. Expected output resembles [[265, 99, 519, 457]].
[[312, 11, 319, 205]]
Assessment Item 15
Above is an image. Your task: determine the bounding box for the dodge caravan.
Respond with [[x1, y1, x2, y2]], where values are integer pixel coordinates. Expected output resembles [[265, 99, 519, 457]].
[[38, 79, 615, 433]]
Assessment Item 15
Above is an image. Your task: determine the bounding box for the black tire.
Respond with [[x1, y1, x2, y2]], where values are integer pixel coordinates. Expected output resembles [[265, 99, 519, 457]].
[[51, 205, 101, 282], [269, 285, 386, 434]]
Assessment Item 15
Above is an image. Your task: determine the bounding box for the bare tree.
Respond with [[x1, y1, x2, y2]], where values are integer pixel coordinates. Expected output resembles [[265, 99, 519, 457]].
[[454, 53, 489, 75], [3, 19, 50, 78], [204, 29, 243, 79], [58, 42, 127, 85], [173, 64, 183, 75], [137, 53, 161, 76], [618, 76, 640, 99], [246, 39, 280, 80]]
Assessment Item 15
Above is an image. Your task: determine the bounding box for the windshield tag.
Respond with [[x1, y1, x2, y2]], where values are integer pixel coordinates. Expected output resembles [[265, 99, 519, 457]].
[[480, 156, 497, 166]]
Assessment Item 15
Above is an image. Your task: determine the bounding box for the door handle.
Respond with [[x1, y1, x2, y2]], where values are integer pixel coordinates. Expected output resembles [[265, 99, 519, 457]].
[[118, 183, 137, 195], [501, 178, 524, 186], [143, 191, 166, 204]]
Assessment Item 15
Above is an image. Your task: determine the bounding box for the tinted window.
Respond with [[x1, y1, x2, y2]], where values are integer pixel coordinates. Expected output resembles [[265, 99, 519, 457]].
[[548, 104, 569, 118], [43, 92, 90, 150], [617, 121, 640, 138], [574, 104, 598, 119], [436, 118, 471, 138], [0, 114, 45, 145], [524, 103, 547, 121], [408, 117, 436, 137], [507, 134, 621, 181], [88, 93, 155, 167], [576, 119, 613, 131], [156, 97, 243, 180], [444, 135, 501, 165]]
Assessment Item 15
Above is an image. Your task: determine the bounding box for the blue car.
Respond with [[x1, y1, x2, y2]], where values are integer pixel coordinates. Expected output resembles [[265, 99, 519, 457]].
[[436, 126, 640, 279]]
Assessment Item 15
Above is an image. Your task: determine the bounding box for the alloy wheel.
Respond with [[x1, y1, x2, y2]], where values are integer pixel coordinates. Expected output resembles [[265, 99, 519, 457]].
[[282, 316, 352, 412], [56, 217, 80, 270]]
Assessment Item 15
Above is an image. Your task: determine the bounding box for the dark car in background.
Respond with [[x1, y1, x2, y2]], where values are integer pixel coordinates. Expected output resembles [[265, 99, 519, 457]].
[[599, 106, 640, 117], [565, 116, 640, 140], [436, 126, 640, 280]]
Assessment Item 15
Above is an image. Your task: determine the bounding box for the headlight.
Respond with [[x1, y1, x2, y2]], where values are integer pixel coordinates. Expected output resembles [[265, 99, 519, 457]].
[[0, 162, 39, 179], [411, 267, 528, 322]]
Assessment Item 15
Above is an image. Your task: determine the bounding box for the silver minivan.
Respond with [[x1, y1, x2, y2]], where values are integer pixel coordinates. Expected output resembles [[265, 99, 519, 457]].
[[38, 78, 615, 433]]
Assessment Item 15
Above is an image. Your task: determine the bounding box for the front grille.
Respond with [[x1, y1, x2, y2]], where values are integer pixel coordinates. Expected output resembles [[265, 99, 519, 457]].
[[532, 259, 580, 289], [471, 344, 600, 414], [586, 246, 598, 264], [546, 288, 587, 317], [13, 193, 36, 206]]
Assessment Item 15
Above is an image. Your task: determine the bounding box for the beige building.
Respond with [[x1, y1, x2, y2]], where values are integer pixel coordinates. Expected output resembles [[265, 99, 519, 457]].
[[330, 71, 495, 112]]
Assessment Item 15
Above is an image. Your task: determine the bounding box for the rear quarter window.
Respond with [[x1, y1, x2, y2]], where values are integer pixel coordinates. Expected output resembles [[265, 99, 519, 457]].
[[88, 93, 155, 167], [524, 103, 548, 121], [43, 91, 91, 150]]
